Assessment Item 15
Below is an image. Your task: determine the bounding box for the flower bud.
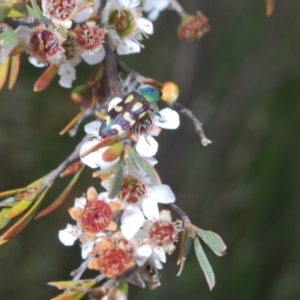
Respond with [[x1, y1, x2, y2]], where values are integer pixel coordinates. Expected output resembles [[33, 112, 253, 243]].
[[177, 12, 210, 41], [160, 81, 180, 104]]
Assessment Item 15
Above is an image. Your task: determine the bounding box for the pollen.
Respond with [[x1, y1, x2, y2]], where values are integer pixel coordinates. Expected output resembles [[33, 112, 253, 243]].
[[108, 9, 135, 37], [119, 176, 146, 205], [28, 29, 62, 60], [81, 200, 112, 233], [148, 220, 178, 250], [95, 248, 133, 278], [75, 24, 106, 52], [46, 0, 77, 21]]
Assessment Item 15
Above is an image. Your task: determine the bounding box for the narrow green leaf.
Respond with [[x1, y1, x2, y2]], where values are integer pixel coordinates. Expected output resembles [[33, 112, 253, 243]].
[[50, 279, 97, 300], [5, 200, 32, 218], [0, 57, 9, 89], [35, 167, 84, 220], [0, 187, 49, 244], [194, 226, 227, 256], [10, 3, 28, 17], [108, 162, 124, 199], [0, 197, 18, 207], [183, 233, 192, 259], [48, 279, 96, 290], [0, 28, 18, 63], [0, 5, 10, 21], [125, 148, 160, 185], [8, 54, 20, 89], [194, 237, 215, 290], [29, 0, 46, 19], [26, 5, 39, 18], [0, 208, 12, 229]]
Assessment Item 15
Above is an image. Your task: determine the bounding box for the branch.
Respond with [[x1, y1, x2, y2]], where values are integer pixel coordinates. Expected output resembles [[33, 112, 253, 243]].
[[171, 102, 212, 146]]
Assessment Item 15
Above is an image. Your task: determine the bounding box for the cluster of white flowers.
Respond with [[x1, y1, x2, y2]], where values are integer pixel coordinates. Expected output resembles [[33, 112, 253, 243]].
[[0, 0, 172, 88], [58, 92, 181, 286]]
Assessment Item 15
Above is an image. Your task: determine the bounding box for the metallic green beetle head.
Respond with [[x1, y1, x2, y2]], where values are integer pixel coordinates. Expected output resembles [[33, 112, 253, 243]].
[[137, 85, 161, 103]]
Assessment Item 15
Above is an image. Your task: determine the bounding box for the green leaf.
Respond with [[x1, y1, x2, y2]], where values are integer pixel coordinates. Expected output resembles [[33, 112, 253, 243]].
[[125, 147, 160, 185], [0, 187, 49, 245], [0, 28, 18, 63], [48, 279, 96, 290], [183, 232, 193, 259], [49, 279, 97, 300], [0, 208, 12, 229], [5, 200, 32, 218], [194, 237, 215, 290], [0, 5, 10, 21], [194, 226, 227, 256], [29, 0, 46, 19], [35, 166, 84, 220], [108, 162, 124, 199], [26, 5, 40, 18], [0, 196, 18, 207]]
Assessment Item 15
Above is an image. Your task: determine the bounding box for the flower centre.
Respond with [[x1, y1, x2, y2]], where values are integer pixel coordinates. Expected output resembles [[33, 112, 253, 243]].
[[108, 9, 135, 37], [148, 220, 176, 248], [81, 200, 112, 233], [46, 0, 77, 21], [28, 29, 61, 60], [75, 24, 106, 52], [96, 248, 133, 278], [119, 176, 146, 205]]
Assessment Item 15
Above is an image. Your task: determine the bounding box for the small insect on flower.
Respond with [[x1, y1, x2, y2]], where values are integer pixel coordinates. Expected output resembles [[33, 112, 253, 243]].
[[99, 85, 162, 138]]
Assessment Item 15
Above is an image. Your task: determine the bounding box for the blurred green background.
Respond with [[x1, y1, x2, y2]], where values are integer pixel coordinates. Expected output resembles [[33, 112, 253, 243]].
[[1, 0, 300, 299]]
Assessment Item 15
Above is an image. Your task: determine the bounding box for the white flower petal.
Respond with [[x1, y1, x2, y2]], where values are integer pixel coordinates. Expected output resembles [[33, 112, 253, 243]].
[[118, 0, 140, 8], [135, 135, 158, 157], [107, 29, 121, 46], [108, 97, 122, 111], [74, 197, 87, 208], [82, 48, 105, 65], [117, 38, 141, 55], [127, 271, 145, 288], [81, 240, 94, 259], [142, 197, 159, 220], [73, 7, 93, 23], [58, 61, 76, 88], [54, 19, 73, 29], [80, 140, 107, 169], [58, 224, 78, 246], [84, 120, 102, 136], [153, 247, 166, 263], [121, 205, 145, 239], [98, 192, 111, 202], [143, 156, 158, 166], [93, 0, 100, 11], [154, 108, 180, 129], [134, 244, 152, 266], [148, 184, 176, 204], [28, 56, 47, 68], [136, 18, 153, 35]]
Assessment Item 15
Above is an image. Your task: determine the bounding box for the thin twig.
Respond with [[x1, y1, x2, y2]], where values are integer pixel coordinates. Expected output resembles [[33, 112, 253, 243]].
[[43, 135, 88, 187], [168, 203, 196, 238], [171, 102, 212, 146], [71, 256, 93, 280], [68, 108, 94, 137]]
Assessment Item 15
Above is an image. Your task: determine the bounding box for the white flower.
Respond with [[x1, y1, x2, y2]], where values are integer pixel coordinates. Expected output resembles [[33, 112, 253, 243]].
[[41, 0, 100, 29], [79, 120, 121, 169], [135, 107, 180, 157], [74, 22, 106, 65], [142, 0, 170, 21], [102, 0, 153, 55], [58, 56, 81, 88], [102, 172, 176, 239]]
